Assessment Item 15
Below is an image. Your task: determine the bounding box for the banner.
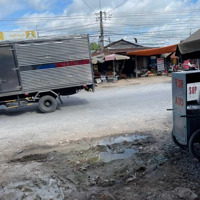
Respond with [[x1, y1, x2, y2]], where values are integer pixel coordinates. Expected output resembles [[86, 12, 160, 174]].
[[157, 58, 165, 71], [0, 31, 38, 41]]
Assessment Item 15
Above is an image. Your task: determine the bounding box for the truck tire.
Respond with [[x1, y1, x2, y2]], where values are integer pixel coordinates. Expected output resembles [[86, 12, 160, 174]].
[[189, 129, 200, 160], [38, 95, 57, 113], [171, 131, 187, 150]]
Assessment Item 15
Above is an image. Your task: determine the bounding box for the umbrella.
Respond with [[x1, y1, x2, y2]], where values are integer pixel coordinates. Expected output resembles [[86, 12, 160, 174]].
[[104, 54, 130, 80], [105, 54, 130, 61], [176, 29, 200, 59]]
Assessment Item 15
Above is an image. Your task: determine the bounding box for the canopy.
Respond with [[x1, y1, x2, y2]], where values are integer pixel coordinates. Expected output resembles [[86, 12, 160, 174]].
[[92, 55, 105, 64], [176, 29, 200, 59], [127, 44, 178, 56], [105, 53, 130, 61]]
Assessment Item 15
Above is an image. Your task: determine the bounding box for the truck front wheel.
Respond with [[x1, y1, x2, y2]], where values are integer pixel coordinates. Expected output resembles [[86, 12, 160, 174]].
[[38, 95, 57, 113]]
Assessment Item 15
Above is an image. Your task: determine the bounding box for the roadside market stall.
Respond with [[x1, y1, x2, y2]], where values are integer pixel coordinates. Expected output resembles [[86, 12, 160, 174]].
[[105, 54, 130, 81], [127, 44, 178, 77]]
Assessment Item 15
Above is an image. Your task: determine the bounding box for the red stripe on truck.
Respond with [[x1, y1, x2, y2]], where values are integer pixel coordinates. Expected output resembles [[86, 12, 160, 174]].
[[56, 59, 90, 68]]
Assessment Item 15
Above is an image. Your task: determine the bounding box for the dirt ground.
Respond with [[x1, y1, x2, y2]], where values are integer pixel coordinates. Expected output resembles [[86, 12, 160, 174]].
[[0, 76, 199, 200], [97, 76, 171, 89], [0, 130, 200, 200]]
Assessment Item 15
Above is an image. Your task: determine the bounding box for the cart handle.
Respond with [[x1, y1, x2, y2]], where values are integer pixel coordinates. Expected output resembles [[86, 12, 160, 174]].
[[181, 114, 200, 118]]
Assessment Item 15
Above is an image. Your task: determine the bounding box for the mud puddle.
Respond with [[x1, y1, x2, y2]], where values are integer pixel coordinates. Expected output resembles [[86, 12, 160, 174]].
[[10, 134, 153, 164], [99, 149, 138, 163], [96, 134, 148, 163], [96, 134, 147, 146]]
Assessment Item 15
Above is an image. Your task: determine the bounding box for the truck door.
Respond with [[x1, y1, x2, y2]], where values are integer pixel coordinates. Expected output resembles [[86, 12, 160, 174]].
[[0, 46, 20, 93]]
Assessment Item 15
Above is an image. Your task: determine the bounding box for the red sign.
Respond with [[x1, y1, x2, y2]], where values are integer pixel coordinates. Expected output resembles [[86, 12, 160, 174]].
[[175, 79, 183, 88], [175, 97, 184, 107]]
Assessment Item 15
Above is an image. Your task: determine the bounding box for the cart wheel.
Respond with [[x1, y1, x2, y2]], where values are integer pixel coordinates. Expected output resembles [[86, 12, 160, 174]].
[[189, 129, 200, 160], [38, 95, 57, 113], [171, 131, 187, 150]]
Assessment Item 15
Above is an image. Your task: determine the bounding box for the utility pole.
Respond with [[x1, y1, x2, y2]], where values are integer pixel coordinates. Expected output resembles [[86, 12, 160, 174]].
[[96, 11, 111, 51], [108, 37, 111, 44], [99, 11, 104, 51], [36, 25, 39, 38]]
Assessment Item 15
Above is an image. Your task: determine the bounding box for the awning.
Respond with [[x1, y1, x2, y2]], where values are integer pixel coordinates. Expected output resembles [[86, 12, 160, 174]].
[[105, 53, 130, 61], [127, 44, 178, 56], [92, 55, 105, 64], [176, 29, 200, 59]]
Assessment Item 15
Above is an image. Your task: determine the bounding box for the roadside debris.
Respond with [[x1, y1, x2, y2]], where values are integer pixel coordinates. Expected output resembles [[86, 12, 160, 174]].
[[172, 187, 198, 200], [0, 133, 200, 200]]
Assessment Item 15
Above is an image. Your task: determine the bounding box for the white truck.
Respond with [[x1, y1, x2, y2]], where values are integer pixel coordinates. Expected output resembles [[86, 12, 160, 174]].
[[0, 35, 94, 113]]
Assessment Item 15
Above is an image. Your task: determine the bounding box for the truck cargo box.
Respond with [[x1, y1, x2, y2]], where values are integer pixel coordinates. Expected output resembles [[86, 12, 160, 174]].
[[0, 35, 94, 112]]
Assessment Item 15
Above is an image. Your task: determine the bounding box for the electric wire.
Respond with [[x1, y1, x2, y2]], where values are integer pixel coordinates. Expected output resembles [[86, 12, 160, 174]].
[[1, 8, 200, 45], [107, 0, 128, 13], [81, 0, 94, 12]]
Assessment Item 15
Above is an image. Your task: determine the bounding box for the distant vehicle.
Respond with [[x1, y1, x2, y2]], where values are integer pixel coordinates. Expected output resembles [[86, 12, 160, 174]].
[[0, 35, 94, 113]]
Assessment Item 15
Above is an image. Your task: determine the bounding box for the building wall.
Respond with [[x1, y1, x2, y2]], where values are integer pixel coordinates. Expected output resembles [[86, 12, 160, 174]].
[[137, 56, 150, 69]]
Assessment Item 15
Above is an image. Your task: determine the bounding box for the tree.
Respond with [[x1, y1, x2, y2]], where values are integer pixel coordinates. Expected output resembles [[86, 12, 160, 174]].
[[90, 42, 100, 51]]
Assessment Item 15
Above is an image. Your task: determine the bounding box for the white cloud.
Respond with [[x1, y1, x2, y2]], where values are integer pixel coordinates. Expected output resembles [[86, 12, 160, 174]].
[[26, 0, 56, 11], [0, 0, 24, 17], [58, 0, 200, 46], [4, 0, 200, 46]]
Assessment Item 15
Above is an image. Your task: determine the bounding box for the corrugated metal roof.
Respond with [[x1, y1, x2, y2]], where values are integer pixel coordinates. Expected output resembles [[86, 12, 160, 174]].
[[92, 39, 152, 57], [127, 44, 178, 56], [92, 47, 152, 57]]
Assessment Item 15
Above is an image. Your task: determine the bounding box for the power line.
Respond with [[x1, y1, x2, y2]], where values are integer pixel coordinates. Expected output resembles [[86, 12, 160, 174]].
[[0, 14, 94, 22], [38, 23, 97, 31], [103, 28, 194, 34], [108, 0, 128, 13], [1, 18, 198, 30], [1, 7, 199, 45], [90, 32, 100, 42], [81, 0, 94, 12], [2, 16, 198, 29], [111, 8, 200, 15], [39, 26, 98, 34], [0, 8, 198, 22]]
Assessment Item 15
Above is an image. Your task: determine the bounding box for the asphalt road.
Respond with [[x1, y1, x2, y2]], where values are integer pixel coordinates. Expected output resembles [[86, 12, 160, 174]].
[[0, 81, 172, 159]]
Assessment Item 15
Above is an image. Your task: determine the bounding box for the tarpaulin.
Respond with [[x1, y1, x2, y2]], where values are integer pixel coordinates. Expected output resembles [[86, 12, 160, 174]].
[[127, 44, 178, 56], [176, 29, 200, 59]]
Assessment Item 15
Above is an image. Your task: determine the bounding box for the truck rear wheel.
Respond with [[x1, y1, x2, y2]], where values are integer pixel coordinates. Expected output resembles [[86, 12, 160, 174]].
[[38, 95, 57, 113], [189, 129, 200, 160]]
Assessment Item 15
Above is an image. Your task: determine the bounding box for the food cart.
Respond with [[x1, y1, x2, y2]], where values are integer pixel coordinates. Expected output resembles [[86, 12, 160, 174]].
[[172, 29, 200, 160], [172, 71, 200, 160]]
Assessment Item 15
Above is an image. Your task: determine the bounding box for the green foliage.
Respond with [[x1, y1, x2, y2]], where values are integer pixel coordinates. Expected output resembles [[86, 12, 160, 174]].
[[90, 42, 100, 51]]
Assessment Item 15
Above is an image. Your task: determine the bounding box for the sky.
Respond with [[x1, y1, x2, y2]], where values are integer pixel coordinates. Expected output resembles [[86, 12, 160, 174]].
[[0, 0, 200, 46]]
